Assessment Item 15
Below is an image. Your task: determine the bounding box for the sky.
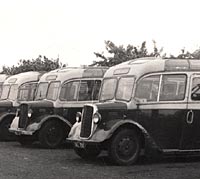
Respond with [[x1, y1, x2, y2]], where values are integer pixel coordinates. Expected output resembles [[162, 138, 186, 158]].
[[0, 0, 200, 70]]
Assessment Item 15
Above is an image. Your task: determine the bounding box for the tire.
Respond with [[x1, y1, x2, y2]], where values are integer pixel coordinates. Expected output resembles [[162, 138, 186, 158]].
[[38, 120, 65, 149], [0, 116, 16, 141], [74, 145, 101, 160], [108, 129, 141, 166]]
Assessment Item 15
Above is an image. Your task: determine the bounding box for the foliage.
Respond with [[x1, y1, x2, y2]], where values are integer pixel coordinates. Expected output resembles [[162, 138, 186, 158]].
[[92, 40, 164, 67], [92, 40, 200, 67], [1, 55, 61, 75]]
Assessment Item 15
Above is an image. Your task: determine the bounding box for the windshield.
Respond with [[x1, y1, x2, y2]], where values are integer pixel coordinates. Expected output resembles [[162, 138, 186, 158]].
[[116, 77, 135, 101], [18, 83, 38, 101], [35, 82, 48, 100], [8, 84, 18, 100], [47, 81, 60, 100], [100, 78, 117, 101], [0, 83, 3, 98], [1, 85, 10, 100]]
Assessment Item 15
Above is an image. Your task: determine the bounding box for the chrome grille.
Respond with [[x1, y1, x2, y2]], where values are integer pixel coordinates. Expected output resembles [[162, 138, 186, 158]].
[[80, 105, 93, 138], [18, 104, 29, 128]]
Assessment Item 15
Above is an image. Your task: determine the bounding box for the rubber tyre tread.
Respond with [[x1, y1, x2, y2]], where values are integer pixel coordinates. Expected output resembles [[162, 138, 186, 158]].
[[108, 128, 141, 166]]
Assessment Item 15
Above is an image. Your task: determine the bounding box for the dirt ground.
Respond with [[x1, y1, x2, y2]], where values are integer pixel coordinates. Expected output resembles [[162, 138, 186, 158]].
[[1, 141, 200, 179]]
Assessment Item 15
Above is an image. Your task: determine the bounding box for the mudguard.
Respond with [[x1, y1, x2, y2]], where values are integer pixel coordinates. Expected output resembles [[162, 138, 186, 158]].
[[26, 114, 73, 133], [69, 119, 160, 151], [0, 112, 16, 124]]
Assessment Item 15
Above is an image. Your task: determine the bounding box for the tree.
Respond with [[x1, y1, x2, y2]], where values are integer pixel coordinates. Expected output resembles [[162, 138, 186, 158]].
[[1, 55, 62, 75], [92, 40, 163, 67]]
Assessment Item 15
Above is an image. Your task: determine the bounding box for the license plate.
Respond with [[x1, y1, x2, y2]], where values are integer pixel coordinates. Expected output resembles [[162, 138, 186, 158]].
[[74, 142, 85, 148]]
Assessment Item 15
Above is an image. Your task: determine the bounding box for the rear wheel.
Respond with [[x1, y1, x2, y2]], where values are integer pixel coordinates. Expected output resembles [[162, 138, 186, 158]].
[[38, 120, 65, 149], [108, 129, 141, 165], [0, 116, 16, 141], [74, 145, 101, 160]]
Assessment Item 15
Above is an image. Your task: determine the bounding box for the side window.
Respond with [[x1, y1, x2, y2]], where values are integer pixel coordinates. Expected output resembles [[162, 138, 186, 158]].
[[78, 80, 93, 101], [60, 81, 80, 101], [191, 77, 200, 100], [135, 75, 160, 102], [159, 74, 186, 101], [92, 80, 101, 100]]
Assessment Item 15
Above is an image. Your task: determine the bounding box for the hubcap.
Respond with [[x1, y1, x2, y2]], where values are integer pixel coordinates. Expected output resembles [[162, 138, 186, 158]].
[[117, 136, 137, 160]]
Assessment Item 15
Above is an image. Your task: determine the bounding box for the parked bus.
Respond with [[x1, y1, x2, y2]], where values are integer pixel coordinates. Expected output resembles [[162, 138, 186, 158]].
[[67, 57, 200, 165], [0, 71, 42, 140], [0, 74, 9, 97], [10, 66, 107, 148]]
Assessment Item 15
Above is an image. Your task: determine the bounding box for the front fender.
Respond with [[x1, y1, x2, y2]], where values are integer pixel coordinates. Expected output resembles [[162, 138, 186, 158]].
[[0, 112, 16, 124], [26, 115, 73, 133], [70, 119, 160, 151]]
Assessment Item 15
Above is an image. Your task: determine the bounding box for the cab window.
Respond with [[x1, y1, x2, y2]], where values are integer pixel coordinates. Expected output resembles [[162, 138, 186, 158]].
[[191, 77, 200, 100], [1, 85, 10, 100], [8, 84, 18, 100], [60, 81, 80, 101], [60, 80, 101, 101], [35, 82, 48, 100], [78, 80, 101, 101], [18, 83, 37, 101], [159, 74, 186, 101], [46, 81, 60, 101], [135, 75, 160, 102]]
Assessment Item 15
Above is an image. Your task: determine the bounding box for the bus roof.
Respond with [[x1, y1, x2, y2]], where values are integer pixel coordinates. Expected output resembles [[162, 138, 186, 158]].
[[0, 74, 8, 83], [39, 66, 108, 83], [3, 71, 42, 85], [104, 57, 200, 79]]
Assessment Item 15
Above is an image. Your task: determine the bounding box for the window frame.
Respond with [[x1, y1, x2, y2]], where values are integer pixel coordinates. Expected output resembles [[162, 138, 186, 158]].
[[134, 73, 187, 103]]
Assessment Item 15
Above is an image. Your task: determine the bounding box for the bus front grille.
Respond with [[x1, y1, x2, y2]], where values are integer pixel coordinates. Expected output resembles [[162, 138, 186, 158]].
[[18, 104, 29, 128], [80, 106, 93, 138]]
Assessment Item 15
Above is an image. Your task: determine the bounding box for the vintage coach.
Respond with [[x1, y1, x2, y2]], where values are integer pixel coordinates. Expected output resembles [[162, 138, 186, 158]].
[[0, 71, 41, 140], [10, 67, 107, 148], [68, 57, 200, 165]]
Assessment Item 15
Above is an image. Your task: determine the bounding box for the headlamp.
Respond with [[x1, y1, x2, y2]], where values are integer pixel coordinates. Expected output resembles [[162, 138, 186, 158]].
[[76, 112, 82, 122], [93, 112, 101, 124]]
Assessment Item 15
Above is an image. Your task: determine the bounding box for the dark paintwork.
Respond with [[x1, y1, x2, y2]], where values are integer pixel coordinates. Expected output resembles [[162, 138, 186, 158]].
[[88, 101, 191, 150]]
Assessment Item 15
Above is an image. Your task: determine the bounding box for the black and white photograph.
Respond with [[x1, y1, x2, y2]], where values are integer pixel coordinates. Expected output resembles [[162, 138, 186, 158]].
[[0, 0, 200, 178]]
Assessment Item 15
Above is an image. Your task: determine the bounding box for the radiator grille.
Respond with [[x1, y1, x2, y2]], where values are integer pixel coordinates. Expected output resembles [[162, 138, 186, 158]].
[[80, 105, 93, 138], [18, 104, 29, 128]]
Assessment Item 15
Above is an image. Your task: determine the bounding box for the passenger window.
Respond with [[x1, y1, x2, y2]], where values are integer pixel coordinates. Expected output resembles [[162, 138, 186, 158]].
[[78, 80, 101, 101], [191, 77, 200, 100], [159, 75, 186, 101], [60, 81, 80, 101], [135, 75, 160, 102]]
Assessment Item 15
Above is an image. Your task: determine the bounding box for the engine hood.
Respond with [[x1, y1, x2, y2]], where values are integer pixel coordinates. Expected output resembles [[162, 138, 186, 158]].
[[96, 101, 127, 111], [0, 100, 13, 107], [20, 100, 54, 108]]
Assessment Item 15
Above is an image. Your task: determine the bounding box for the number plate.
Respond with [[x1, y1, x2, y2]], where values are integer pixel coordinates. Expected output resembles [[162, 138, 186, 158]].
[[74, 142, 85, 148]]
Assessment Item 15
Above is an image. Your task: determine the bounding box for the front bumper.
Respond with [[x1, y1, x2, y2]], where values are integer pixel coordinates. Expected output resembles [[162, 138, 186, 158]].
[[9, 128, 33, 135], [67, 122, 110, 144], [9, 116, 39, 136]]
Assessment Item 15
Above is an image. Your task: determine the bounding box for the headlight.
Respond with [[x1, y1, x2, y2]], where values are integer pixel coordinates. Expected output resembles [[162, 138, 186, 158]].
[[76, 112, 82, 122], [28, 109, 33, 118], [93, 112, 101, 124]]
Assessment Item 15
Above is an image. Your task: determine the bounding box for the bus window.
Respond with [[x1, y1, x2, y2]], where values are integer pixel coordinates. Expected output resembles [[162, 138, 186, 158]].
[[159, 74, 186, 101], [135, 75, 160, 102], [47, 81, 60, 101], [191, 77, 200, 100], [60, 81, 80, 101], [35, 82, 48, 100]]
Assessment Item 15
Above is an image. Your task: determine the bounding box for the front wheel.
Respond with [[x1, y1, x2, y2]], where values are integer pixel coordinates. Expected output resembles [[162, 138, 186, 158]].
[[0, 116, 16, 141], [74, 145, 101, 160], [108, 129, 141, 165], [38, 120, 65, 149]]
